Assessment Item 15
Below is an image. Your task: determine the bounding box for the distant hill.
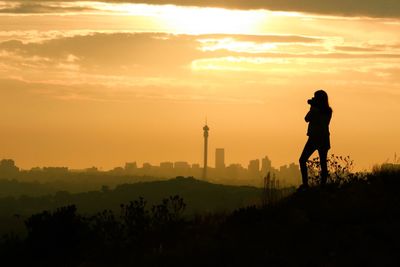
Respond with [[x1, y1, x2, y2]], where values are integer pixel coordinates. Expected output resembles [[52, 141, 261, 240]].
[[0, 177, 262, 217], [0, 177, 263, 236], [0, 179, 56, 197]]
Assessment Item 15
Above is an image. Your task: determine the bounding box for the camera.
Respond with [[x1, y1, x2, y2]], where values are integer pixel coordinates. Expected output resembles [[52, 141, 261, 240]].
[[307, 97, 315, 105]]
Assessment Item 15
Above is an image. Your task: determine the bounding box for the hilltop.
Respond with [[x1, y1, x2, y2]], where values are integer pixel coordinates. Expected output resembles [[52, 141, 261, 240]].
[[1, 169, 399, 266]]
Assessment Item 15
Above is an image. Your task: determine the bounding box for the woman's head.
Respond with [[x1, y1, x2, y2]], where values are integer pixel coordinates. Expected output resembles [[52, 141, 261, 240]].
[[314, 90, 331, 111]]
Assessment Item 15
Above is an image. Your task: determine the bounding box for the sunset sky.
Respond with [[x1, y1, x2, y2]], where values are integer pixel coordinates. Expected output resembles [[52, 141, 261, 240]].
[[0, 1, 399, 171]]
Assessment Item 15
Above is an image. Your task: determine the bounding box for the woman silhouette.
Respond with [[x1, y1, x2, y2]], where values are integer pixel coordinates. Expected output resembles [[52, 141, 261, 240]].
[[299, 90, 332, 189]]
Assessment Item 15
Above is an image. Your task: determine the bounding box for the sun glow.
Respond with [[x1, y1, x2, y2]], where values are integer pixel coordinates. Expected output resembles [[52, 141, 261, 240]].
[[159, 6, 267, 34], [91, 3, 268, 34]]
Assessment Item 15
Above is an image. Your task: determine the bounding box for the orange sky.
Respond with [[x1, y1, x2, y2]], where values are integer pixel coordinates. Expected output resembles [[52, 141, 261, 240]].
[[0, 1, 399, 170]]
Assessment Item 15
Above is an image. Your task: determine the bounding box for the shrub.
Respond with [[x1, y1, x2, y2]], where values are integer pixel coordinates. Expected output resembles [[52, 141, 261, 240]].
[[307, 154, 365, 186]]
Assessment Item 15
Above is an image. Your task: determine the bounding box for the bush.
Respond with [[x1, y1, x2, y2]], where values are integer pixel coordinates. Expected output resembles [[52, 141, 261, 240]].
[[24, 205, 91, 265], [307, 154, 365, 186]]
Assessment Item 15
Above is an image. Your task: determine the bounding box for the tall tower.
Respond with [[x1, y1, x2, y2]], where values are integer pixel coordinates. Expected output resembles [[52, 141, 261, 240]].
[[202, 123, 209, 180]]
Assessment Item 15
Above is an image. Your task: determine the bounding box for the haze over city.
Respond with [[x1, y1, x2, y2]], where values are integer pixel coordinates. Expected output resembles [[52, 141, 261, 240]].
[[1, 0, 399, 171]]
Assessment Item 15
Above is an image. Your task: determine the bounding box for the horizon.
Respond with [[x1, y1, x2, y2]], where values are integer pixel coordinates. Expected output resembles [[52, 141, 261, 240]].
[[0, 1, 399, 172], [2, 152, 295, 171]]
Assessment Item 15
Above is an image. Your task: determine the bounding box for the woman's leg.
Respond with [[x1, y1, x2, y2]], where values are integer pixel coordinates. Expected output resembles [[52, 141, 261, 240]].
[[299, 139, 317, 187], [318, 148, 329, 185]]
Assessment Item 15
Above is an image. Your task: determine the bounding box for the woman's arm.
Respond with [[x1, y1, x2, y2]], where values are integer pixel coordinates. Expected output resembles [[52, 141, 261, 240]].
[[305, 107, 317, 122]]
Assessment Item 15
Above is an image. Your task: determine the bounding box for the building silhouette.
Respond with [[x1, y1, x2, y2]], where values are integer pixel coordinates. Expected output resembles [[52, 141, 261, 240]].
[[124, 162, 137, 174], [248, 159, 261, 179], [174, 161, 191, 176], [215, 148, 225, 169], [160, 162, 173, 169], [202, 123, 210, 180], [261, 156, 272, 177]]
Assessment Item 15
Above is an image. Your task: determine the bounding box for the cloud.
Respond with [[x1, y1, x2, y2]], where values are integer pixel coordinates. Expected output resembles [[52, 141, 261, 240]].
[[0, 33, 200, 72], [0, 32, 324, 74], [1, 31, 400, 88], [3, 0, 399, 18], [112, 0, 400, 18], [0, 0, 400, 18], [197, 34, 320, 44], [1, 32, 399, 67], [0, 2, 93, 14], [334, 46, 382, 53], [333, 42, 400, 53]]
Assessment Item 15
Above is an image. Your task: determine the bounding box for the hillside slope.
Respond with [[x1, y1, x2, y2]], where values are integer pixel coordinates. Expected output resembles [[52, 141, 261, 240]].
[[2, 171, 399, 266]]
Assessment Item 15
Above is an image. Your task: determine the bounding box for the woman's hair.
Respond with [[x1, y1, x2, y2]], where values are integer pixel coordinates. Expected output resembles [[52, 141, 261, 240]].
[[314, 90, 332, 113]]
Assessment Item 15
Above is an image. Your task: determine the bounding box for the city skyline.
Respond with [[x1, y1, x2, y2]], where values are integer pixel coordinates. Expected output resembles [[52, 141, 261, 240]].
[[2, 151, 297, 176], [0, 152, 301, 187]]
